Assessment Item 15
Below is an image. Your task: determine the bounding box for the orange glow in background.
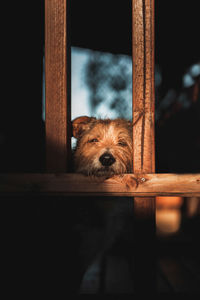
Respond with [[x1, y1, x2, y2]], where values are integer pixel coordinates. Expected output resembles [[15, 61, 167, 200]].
[[156, 197, 183, 236]]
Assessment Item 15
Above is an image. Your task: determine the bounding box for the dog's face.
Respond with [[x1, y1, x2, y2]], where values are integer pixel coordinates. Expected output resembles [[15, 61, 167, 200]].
[[72, 116, 132, 176]]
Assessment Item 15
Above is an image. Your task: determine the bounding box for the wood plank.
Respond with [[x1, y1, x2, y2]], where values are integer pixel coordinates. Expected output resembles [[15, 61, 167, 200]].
[[132, 0, 155, 174], [45, 0, 71, 172], [0, 173, 199, 197], [132, 0, 156, 293], [42, 2, 72, 295]]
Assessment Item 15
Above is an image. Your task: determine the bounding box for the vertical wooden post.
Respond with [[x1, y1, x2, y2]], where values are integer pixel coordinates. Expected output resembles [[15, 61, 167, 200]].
[[44, 0, 73, 296], [45, 0, 71, 172], [132, 0, 156, 293]]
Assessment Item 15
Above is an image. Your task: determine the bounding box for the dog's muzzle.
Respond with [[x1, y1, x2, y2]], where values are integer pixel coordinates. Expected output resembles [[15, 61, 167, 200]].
[[99, 152, 116, 167]]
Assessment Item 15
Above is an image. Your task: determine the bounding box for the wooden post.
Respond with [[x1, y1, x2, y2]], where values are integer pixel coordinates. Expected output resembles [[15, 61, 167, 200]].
[[45, 0, 71, 172], [44, 0, 73, 296], [132, 0, 156, 293]]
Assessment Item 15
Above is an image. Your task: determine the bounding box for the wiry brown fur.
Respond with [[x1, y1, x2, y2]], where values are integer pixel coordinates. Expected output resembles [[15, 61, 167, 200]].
[[72, 116, 132, 177]]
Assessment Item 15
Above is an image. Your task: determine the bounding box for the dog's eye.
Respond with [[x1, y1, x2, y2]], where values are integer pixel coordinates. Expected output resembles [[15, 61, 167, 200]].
[[88, 138, 99, 143], [118, 141, 127, 147]]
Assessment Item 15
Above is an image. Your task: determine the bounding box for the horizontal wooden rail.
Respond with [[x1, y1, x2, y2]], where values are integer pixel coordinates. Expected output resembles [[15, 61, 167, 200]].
[[0, 173, 199, 197]]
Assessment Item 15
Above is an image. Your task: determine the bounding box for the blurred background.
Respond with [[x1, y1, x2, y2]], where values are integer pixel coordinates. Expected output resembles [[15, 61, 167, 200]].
[[0, 0, 200, 294]]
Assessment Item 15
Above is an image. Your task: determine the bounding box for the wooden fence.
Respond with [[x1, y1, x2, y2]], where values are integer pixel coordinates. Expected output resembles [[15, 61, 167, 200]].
[[0, 0, 199, 294]]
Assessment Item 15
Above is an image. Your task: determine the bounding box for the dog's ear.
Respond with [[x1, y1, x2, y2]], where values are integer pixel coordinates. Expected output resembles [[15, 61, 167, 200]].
[[72, 116, 96, 138]]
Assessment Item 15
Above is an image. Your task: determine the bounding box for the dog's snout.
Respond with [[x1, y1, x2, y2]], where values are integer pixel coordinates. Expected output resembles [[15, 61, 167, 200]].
[[99, 152, 116, 167]]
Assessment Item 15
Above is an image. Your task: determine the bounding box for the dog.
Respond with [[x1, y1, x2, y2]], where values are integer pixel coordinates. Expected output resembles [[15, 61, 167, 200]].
[[72, 116, 133, 176], [70, 116, 134, 293]]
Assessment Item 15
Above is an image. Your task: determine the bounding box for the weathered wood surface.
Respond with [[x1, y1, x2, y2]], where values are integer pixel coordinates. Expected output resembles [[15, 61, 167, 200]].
[[132, 0, 155, 293], [0, 173, 199, 197], [132, 0, 155, 215], [132, 0, 155, 174], [45, 0, 71, 172]]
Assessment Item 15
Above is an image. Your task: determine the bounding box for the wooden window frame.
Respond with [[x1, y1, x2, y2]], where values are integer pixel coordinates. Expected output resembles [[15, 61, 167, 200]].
[[0, 0, 200, 293]]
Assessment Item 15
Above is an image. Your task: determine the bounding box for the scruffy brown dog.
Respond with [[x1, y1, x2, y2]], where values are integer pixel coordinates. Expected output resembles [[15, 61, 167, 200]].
[[72, 116, 132, 176], [70, 116, 133, 293]]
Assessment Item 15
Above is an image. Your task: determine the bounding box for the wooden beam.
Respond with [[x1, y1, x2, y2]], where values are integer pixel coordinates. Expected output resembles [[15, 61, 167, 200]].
[[132, 0, 155, 174], [0, 173, 199, 197], [45, 0, 71, 172], [132, 0, 155, 293], [44, 1, 71, 294]]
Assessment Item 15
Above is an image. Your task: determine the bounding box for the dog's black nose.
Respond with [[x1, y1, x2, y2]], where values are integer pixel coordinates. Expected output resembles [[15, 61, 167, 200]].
[[99, 152, 116, 167]]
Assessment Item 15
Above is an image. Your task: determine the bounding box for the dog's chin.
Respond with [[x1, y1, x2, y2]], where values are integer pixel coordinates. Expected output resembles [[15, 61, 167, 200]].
[[88, 166, 128, 178], [77, 164, 131, 177], [92, 167, 116, 177]]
